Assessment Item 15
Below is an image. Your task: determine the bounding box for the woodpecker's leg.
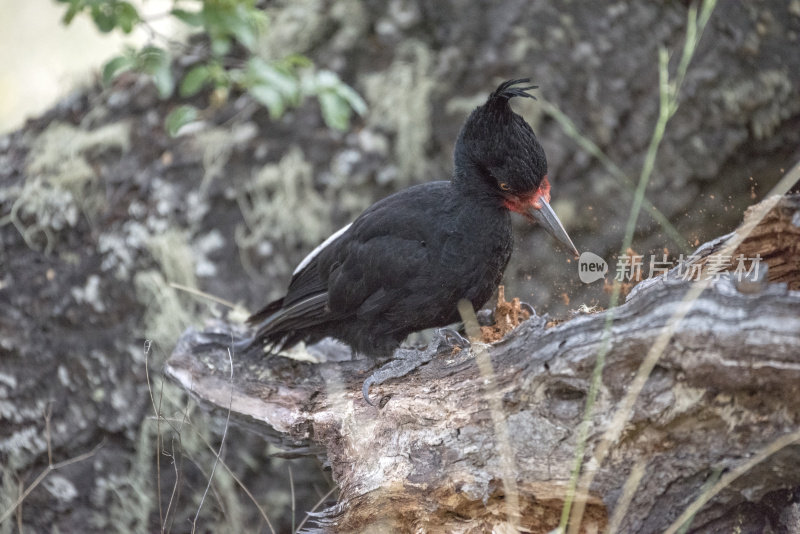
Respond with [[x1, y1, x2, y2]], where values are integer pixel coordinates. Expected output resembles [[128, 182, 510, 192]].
[[362, 328, 470, 406]]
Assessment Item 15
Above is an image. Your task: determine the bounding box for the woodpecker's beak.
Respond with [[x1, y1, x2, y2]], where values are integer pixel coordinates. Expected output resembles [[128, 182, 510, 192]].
[[528, 198, 579, 257]]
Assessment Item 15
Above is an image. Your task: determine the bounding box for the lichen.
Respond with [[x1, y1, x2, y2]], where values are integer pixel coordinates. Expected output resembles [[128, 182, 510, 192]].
[[92, 417, 157, 533], [135, 270, 197, 353], [235, 145, 332, 274], [718, 69, 798, 140], [43, 474, 79, 503], [0, 120, 131, 253], [191, 122, 258, 192], [193, 229, 225, 278], [146, 229, 198, 290], [27, 120, 130, 220], [363, 40, 434, 185], [259, 0, 367, 58], [71, 274, 106, 313]]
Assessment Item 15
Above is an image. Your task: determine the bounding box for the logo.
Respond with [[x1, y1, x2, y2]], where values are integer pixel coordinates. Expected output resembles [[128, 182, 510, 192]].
[[578, 251, 608, 284]]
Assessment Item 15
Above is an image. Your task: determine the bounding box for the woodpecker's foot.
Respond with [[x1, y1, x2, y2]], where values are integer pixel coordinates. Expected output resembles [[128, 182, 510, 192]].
[[362, 328, 471, 406], [434, 327, 471, 350]]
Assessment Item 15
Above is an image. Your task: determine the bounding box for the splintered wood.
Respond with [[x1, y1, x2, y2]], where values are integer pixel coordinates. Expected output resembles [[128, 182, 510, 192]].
[[728, 195, 800, 289], [480, 285, 531, 343]]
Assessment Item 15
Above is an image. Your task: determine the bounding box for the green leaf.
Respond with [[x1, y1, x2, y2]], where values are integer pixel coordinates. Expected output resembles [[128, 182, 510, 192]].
[[90, 4, 116, 33], [102, 55, 134, 85], [201, 3, 223, 27], [281, 54, 312, 69], [247, 58, 299, 99], [210, 35, 232, 56], [227, 4, 258, 50], [203, 2, 259, 52], [335, 83, 367, 116], [318, 91, 351, 131], [304, 70, 366, 128], [61, 0, 85, 25], [139, 46, 174, 98], [226, 67, 244, 86], [171, 8, 204, 27], [115, 2, 140, 33], [151, 64, 175, 98], [249, 84, 285, 119], [139, 45, 166, 68], [179, 65, 211, 97], [165, 105, 199, 137]]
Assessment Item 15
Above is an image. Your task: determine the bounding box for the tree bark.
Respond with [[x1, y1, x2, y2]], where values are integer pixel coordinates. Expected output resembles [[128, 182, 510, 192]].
[[166, 194, 800, 533]]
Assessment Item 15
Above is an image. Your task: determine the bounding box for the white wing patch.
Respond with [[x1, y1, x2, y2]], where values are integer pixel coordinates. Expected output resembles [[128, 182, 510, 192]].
[[293, 222, 352, 275]]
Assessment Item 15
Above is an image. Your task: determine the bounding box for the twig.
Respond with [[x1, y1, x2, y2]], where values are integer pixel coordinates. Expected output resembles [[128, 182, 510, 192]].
[[44, 402, 53, 466], [163, 437, 182, 534], [0, 441, 105, 525], [169, 282, 245, 313], [191, 343, 234, 533], [289, 466, 296, 533], [144, 339, 165, 531], [138, 18, 191, 51], [153, 416, 277, 534]]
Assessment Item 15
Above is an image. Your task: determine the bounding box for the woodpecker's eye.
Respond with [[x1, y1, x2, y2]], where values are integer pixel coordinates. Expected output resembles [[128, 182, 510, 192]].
[[499, 182, 510, 191]]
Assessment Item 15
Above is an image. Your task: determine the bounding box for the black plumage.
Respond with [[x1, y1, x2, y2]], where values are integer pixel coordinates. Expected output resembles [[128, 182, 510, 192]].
[[243, 79, 577, 358]]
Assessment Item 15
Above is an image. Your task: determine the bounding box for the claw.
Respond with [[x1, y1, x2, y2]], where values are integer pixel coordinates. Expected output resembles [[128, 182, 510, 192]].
[[519, 301, 536, 316], [435, 327, 470, 349], [362, 375, 378, 406], [360, 329, 476, 406]]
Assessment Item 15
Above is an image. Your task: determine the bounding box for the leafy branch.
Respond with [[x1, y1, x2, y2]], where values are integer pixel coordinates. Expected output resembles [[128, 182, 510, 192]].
[[56, 0, 366, 135]]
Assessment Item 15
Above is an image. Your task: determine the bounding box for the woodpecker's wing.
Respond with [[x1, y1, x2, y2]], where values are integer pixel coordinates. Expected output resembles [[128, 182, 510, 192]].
[[246, 182, 453, 346], [245, 230, 350, 346]]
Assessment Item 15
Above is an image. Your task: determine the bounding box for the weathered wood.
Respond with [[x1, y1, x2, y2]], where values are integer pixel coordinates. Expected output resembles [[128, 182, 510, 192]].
[[166, 195, 800, 533]]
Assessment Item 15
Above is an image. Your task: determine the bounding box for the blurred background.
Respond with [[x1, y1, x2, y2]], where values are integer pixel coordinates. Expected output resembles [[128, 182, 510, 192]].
[[1, 0, 799, 532], [0, 0, 179, 134]]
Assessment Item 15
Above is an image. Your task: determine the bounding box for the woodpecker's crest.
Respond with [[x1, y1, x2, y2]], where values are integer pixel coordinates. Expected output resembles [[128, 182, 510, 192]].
[[489, 78, 539, 104], [455, 78, 548, 197]]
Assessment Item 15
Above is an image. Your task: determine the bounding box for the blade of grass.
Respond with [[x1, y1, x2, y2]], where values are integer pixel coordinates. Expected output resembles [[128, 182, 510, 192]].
[[674, 466, 723, 534], [562, 41, 677, 534], [458, 299, 521, 529], [603, 458, 647, 534], [664, 428, 800, 534], [169, 282, 248, 314], [560, 2, 719, 531], [569, 162, 799, 531], [539, 99, 689, 253]]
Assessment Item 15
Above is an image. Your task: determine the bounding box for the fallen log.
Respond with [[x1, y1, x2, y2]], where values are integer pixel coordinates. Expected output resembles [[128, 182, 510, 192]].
[[166, 194, 800, 533]]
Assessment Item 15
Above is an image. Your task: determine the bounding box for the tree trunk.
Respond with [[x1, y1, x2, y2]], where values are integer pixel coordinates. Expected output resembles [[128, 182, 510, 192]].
[[166, 194, 800, 533]]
